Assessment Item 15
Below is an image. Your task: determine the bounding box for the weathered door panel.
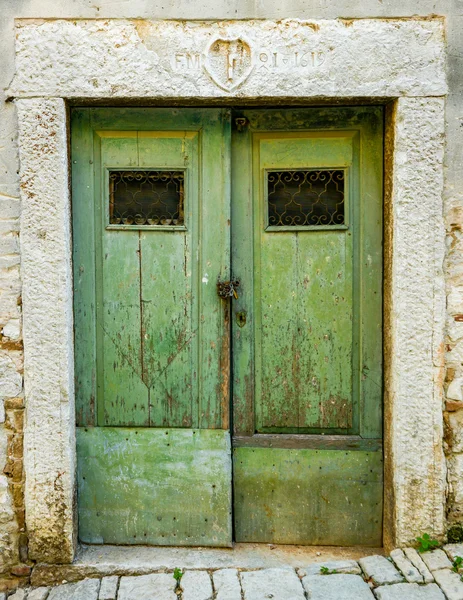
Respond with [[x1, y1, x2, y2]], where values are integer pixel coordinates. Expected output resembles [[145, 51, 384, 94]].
[[233, 446, 382, 546], [232, 107, 383, 545], [255, 133, 356, 432], [72, 108, 232, 546], [77, 428, 231, 546], [73, 107, 383, 548]]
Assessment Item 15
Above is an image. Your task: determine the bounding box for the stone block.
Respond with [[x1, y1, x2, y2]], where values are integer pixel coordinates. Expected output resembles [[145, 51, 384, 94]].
[[0, 353, 22, 398], [445, 544, 463, 560], [3, 398, 24, 410], [448, 412, 463, 452], [433, 569, 463, 600], [374, 583, 445, 599], [27, 587, 50, 600], [212, 569, 242, 600], [298, 560, 361, 577], [118, 574, 176, 600], [5, 409, 23, 434], [2, 320, 20, 341], [359, 555, 404, 585], [10, 565, 31, 576], [181, 571, 213, 600], [302, 574, 374, 599], [48, 578, 100, 600], [390, 548, 423, 583], [8, 589, 26, 600], [10, 19, 446, 99], [241, 569, 305, 600], [404, 548, 435, 583], [421, 549, 452, 572], [98, 576, 118, 600]]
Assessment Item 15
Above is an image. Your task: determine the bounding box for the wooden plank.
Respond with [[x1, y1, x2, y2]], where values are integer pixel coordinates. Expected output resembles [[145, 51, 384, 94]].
[[233, 447, 383, 546], [97, 134, 149, 426], [71, 109, 97, 426], [254, 132, 356, 433], [231, 118, 254, 435], [198, 110, 231, 429], [77, 427, 232, 547], [358, 108, 384, 439], [138, 132, 198, 428], [233, 434, 382, 451]]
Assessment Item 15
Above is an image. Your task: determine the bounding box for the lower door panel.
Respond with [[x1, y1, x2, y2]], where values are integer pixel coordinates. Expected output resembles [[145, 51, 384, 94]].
[[77, 428, 232, 547], [233, 446, 383, 546]]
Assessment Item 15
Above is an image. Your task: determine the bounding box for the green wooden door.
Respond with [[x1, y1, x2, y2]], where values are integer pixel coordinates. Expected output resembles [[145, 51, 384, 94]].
[[232, 108, 383, 546], [72, 107, 383, 547], [72, 108, 232, 546]]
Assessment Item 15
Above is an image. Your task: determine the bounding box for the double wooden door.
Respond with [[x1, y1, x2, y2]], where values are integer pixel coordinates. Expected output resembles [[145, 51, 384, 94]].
[[72, 107, 383, 547]]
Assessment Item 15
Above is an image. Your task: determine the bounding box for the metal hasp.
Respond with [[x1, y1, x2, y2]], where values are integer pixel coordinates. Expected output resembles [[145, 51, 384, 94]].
[[217, 279, 240, 299]]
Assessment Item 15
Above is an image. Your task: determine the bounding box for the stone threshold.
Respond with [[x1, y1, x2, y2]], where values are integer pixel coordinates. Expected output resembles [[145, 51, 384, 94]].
[[31, 543, 384, 586]]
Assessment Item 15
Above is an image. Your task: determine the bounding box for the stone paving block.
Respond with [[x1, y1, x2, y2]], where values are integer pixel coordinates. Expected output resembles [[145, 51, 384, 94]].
[[212, 569, 242, 600], [433, 569, 463, 600], [359, 555, 404, 585], [420, 550, 452, 572], [48, 578, 100, 600], [445, 544, 463, 561], [28, 589, 50, 600], [298, 560, 361, 577], [302, 573, 374, 599], [9, 590, 26, 600], [241, 568, 305, 600], [404, 548, 435, 584], [374, 583, 445, 599], [181, 571, 213, 600], [98, 576, 118, 600], [390, 548, 423, 583], [118, 574, 176, 600]]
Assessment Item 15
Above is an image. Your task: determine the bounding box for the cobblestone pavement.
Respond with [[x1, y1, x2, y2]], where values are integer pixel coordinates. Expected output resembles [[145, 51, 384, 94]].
[[5, 545, 463, 599]]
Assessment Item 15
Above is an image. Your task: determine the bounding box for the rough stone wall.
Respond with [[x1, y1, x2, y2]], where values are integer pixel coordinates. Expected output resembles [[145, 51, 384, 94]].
[[0, 0, 461, 579]]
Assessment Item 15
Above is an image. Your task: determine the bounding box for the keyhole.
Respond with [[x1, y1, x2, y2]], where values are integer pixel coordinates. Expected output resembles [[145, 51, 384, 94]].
[[236, 311, 247, 328]]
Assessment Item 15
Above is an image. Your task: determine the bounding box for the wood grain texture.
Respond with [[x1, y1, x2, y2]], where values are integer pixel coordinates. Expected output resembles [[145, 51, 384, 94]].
[[233, 447, 383, 546], [77, 427, 232, 546], [72, 109, 97, 426], [72, 108, 230, 429], [232, 108, 383, 437]]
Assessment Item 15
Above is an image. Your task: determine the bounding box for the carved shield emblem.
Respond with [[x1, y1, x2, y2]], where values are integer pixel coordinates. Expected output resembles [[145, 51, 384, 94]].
[[204, 37, 254, 92]]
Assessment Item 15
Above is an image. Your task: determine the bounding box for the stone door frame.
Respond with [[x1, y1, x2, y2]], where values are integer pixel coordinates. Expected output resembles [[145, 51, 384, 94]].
[[9, 18, 447, 562]]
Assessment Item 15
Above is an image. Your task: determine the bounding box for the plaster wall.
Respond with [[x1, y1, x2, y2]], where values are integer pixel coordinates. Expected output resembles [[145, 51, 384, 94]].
[[0, 0, 461, 583]]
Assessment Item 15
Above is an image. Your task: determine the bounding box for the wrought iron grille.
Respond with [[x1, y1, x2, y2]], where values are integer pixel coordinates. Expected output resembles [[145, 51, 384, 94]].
[[109, 170, 185, 226], [267, 170, 345, 227]]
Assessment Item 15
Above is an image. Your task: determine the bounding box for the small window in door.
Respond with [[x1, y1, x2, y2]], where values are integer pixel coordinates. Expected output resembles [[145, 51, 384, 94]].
[[266, 169, 345, 229], [108, 170, 185, 228]]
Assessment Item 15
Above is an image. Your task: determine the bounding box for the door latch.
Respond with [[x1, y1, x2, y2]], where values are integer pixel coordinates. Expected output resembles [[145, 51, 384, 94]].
[[217, 279, 240, 300]]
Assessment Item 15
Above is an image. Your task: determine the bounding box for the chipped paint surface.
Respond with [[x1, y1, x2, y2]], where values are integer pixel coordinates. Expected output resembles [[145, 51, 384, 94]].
[[77, 428, 232, 547]]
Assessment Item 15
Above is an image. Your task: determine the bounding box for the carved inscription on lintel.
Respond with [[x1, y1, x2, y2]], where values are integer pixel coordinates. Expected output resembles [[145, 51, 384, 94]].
[[172, 36, 326, 91]]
